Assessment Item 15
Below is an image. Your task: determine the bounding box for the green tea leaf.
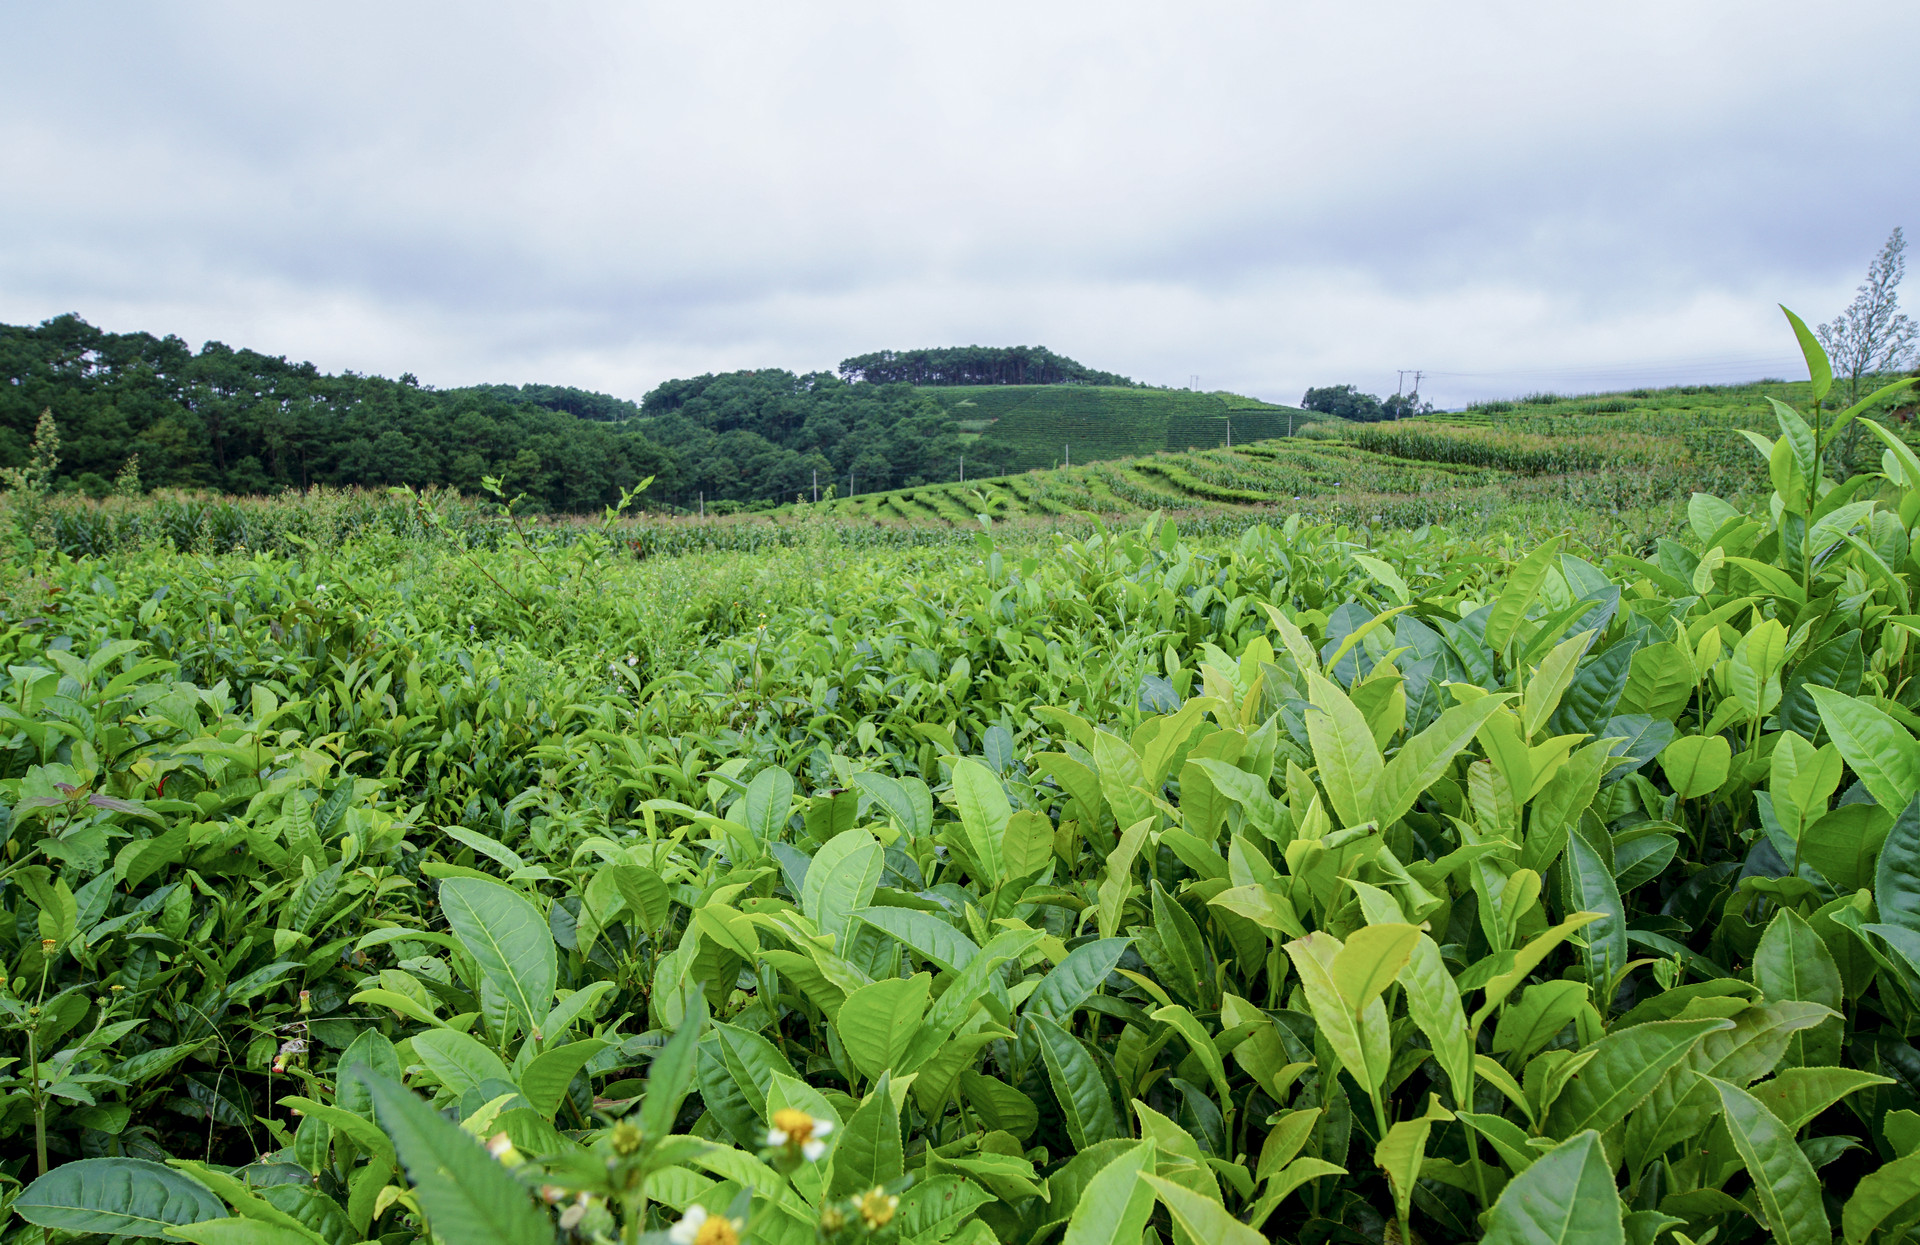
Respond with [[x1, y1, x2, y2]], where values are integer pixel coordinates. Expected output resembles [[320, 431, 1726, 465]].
[[1481, 1130, 1622, 1245], [517, 1037, 607, 1120], [11, 1158, 223, 1239], [437, 877, 556, 1041], [1304, 669, 1383, 828], [803, 827, 884, 948], [1753, 908, 1843, 1067], [1708, 1076, 1830, 1245], [1026, 936, 1131, 1023], [835, 973, 931, 1082], [830, 1072, 904, 1199], [855, 906, 980, 972], [358, 1070, 552, 1245], [1843, 1150, 1920, 1245], [1877, 794, 1920, 936], [1812, 687, 1920, 814], [1060, 1139, 1158, 1245], [1031, 1012, 1121, 1150], [1543, 1017, 1733, 1139], [1139, 1171, 1266, 1245], [1659, 733, 1731, 799]]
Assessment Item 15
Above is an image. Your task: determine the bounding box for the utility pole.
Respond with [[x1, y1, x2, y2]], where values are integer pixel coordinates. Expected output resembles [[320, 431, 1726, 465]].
[[959, 455, 965, 483], [1189, 375, 1200, 390], [699, 490, 704, 518], [812, 469, 818, 503], [1225, 414, 1232, 449], [1065, 444, 1070, 468]]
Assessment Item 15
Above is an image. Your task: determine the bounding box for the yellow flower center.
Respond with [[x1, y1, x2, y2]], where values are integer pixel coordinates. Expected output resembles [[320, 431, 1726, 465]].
[[771, 1108, 817, 1142], [693, 1217, 739, 1245], [858, 1188, 897, 1228]]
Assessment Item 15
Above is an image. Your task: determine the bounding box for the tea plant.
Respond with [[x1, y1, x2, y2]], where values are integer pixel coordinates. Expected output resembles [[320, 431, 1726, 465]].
[[3, 313, 1920, 1241]]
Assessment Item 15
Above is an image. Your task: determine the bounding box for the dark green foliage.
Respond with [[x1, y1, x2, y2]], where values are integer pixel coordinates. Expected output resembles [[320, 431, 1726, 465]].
[[0, 314, 672, 511], [1302, 383, 1386, 421], [636, 367, 971, 502], [837, 344, 1138, 387]]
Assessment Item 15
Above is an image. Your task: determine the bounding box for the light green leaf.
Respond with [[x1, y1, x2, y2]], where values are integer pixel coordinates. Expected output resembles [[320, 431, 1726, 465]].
[[1481, 1130, 1622, 1245], [437, 877, 556, 1041], [1092, 729, 1154, 835], [835, 973, 931, 1082], [1812, 687, 1920, 814], [1139, 1171, 1266, 1245], [411, 1027, 512, 1098], [1660, 734, 1731, 800], [168, 1221, 327, 1245], [951, 758, 1012, 883], [1399, 934, 1472, 1108], [517, 1037, 608, 1120], [1060, 1140, 1158, 1245], [1781, 305, 1833, 404], [1708, 1076, 1830, 1245], [803, 827, 884, 949], [1304, 670, 1383, 828], [1001, 809, 1054, 880], [1373, 693, 1513, 828], [1486, 537, 1566, 654], [1377, 1095, 1453, 1237]]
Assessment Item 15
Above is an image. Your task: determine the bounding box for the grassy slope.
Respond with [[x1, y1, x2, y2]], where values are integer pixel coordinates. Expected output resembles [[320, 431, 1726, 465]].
[[809, 378, 1903, 529], [920, 385, 1321, 470]]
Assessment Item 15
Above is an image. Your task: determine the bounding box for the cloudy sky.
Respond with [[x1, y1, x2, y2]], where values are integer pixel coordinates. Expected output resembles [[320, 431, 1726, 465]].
[[3, 2, 1915, 408]]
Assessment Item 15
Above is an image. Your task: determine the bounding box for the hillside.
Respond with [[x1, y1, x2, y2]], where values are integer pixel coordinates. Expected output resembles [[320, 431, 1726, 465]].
[[922, 384, 1322, 471], [807, 378, 1906, 527]]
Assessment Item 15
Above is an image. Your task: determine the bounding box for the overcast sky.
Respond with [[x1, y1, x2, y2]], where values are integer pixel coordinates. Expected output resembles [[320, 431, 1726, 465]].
[[3, 2, 1916, 408]]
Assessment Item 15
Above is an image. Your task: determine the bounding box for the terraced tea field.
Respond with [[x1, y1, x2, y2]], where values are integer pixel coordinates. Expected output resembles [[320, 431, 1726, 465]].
[[817, 379, 1857, 528], [921, 385, 1322, 471]]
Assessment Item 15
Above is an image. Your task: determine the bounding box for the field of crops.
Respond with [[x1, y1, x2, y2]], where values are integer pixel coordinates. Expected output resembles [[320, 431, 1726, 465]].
[[819, 380, 1888, 534], [6, 338, 1920, 1245], [920, 386, 1321, 473]]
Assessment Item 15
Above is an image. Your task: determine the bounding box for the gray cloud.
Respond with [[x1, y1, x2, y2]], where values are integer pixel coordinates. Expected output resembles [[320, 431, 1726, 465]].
[[2, 0, 1915, 408]]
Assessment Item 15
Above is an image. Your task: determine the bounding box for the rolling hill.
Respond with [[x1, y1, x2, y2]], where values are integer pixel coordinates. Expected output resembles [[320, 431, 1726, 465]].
[[922, 385, 1321, 472]]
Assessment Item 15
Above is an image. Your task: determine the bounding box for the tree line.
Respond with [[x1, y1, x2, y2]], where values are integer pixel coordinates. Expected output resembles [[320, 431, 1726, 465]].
[[0, 315, 671, 511], [836, 345, 1140, 387], [0, 316, 1032, 512], [636, 368, 1002, 509], [1301, 383, 1433, 422]]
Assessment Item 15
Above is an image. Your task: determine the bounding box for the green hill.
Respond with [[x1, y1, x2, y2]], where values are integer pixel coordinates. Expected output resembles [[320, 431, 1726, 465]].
[[920, 385, 1320, 471], [803, 377, 1918, 529]]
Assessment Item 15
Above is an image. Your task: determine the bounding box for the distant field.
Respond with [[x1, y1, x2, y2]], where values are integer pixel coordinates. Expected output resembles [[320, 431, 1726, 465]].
[[920, 384, 1322, 470], [809, 378, 1897, 528]]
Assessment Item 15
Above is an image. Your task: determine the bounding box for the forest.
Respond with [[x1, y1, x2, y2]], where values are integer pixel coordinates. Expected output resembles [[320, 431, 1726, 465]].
[[1, 317, 1087, 512], [836, 346, 1141, 388], [634, 369, 990, 507], [0, 315, 673, 512]]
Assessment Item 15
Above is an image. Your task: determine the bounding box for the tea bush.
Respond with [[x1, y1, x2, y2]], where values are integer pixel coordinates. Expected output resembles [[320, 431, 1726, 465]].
[[2, 318, 1920, 1243]]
